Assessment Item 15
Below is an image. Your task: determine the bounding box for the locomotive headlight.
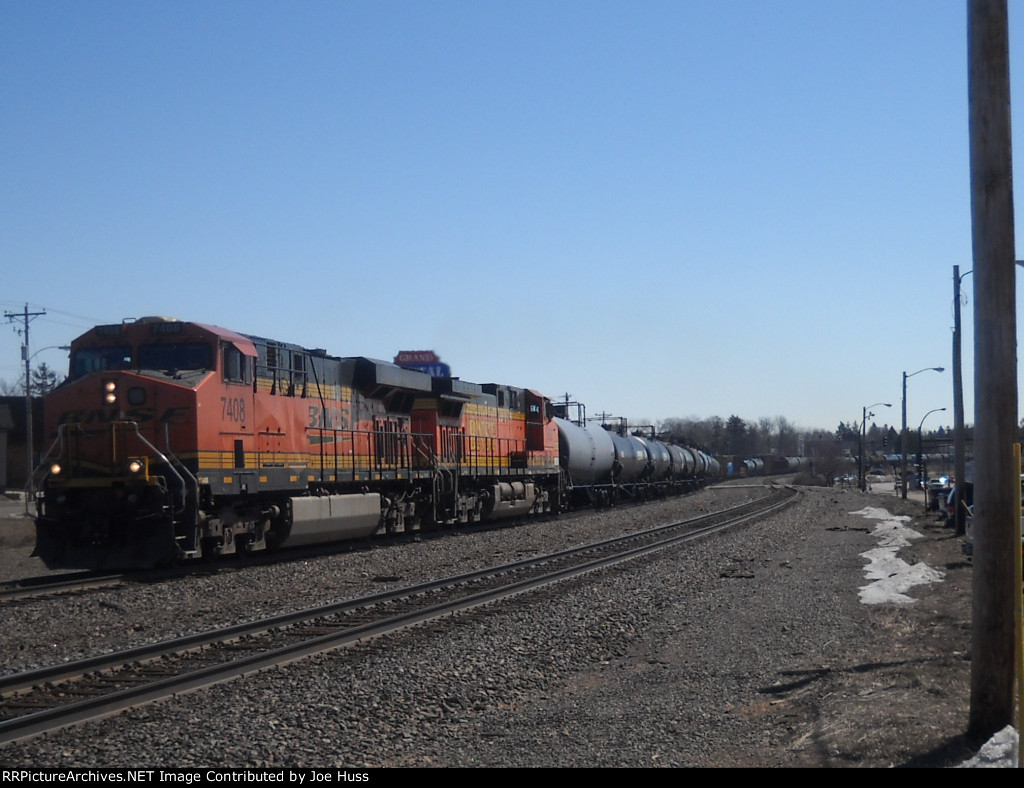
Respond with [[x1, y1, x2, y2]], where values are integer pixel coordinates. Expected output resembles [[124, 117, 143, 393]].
[[103, 380, 117, 405], [49, 463, 62, 476], [128, 458, 146, 475]]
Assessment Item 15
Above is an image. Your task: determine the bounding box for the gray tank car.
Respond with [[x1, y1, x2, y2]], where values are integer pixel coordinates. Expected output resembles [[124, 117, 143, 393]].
[[553, 417, 616, 486], [667, 444, 696, 483], [608, 431, 649, 484], [554, 416, 715, 506], [694, 450, 716, 480], [635, 437, 672, 481]]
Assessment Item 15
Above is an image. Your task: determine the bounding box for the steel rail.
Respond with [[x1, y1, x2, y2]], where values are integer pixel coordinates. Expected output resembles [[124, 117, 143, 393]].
[[1, 489, 790, 694], [0, 487, 796, 745], [1, 482, 757, 604], [0, 572, 130, 604]]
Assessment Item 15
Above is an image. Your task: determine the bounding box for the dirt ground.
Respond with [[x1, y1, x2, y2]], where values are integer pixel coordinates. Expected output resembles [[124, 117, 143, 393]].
[[789, 487, 982, 767]]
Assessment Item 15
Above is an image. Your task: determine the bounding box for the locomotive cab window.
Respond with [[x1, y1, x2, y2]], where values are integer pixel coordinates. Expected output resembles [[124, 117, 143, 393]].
[[222, 343, 251, 385], [291, 352, 307, 397], [71, 346, 133, 379], [138, 342, 212, 373]]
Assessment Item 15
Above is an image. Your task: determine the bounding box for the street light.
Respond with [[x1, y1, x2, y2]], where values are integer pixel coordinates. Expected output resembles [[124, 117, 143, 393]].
[[902, 367, 945, 500], [859, 402, 891, 492], [917, 407, 947, 514], [952, 265, 973, 535], [952, 260, 1024, 533]]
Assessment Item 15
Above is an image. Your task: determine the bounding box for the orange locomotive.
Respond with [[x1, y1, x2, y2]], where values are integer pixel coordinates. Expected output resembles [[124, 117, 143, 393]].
[[34, 317, 560, 569]]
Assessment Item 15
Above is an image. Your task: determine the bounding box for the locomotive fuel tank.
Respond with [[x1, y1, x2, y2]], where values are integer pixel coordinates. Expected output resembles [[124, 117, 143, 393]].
[[273, 493, 382, 547], [481, 482, 538, 520]]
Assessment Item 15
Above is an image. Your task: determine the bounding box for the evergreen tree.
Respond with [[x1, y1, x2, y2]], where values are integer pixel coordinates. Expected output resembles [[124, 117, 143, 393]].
[[30, 362, 61, 395]]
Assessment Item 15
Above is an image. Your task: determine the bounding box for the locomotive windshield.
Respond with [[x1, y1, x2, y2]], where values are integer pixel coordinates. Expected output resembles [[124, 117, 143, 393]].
[[71, 346, 133, 378], [137, 342, 213, 373]]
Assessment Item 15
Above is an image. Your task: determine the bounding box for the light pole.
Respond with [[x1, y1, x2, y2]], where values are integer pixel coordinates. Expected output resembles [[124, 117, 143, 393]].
[[950, 264, 1024, 528], [917, 407, 947, 514], [902, 367, 944, 500], [859, 402, 891, 492], [954, 260, 1024, 533]]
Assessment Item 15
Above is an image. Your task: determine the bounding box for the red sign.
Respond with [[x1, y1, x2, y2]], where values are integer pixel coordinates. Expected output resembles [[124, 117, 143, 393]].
[[394, 350, 440, 365]]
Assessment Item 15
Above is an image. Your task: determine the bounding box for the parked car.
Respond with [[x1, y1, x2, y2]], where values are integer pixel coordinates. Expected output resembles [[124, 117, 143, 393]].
[[927, 478, 949, 511]]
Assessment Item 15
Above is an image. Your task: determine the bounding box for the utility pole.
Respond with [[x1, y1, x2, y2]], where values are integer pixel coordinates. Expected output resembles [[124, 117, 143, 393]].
[[4, 304, 46, 510], [953, 265, 968, 536], [968, 0, 1017, 740]]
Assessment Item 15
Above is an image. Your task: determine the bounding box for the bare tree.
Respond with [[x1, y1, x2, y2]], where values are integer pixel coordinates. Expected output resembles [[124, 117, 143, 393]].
[[811, 438, 848, 487], [774, 416, 798, 455], [754, 417, 775, 456]]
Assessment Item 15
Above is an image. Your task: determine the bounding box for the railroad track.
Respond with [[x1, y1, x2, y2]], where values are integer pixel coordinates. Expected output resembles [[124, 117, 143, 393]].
[[0, 504, 614, 604], [0, 485, 742, 605], [0, 571, 135, 605], [0, 487, 797, 746]]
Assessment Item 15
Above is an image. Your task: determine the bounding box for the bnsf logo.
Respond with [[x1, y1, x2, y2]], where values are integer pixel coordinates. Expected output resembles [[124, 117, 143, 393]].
[[55, 407, 192, 426]]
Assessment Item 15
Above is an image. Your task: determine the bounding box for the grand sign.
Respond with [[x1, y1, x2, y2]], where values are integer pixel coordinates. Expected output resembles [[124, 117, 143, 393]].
[[394, 350, 451, 378]]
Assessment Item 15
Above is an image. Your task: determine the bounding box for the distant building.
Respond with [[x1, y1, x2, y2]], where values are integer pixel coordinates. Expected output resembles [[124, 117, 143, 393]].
[[0, 396, 43, 491], [0, 401, 13, 492]]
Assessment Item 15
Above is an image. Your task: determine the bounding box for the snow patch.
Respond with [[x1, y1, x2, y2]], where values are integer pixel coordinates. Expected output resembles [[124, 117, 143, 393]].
[[850, 506, 944, 605], [850, 508, 1021, 768], [960, 725, 1020, 768]]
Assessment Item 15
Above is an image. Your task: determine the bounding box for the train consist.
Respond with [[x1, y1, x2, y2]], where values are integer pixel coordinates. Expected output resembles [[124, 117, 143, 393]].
[[725, 456, 812, 477], [32, 317, 719, 570]]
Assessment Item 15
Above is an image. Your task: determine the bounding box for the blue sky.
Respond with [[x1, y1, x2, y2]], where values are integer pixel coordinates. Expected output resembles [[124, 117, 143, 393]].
[[0, 1, 1016, 435]]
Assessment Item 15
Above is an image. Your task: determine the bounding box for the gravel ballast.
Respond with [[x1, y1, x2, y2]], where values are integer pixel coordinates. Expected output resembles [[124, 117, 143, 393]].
[[0, 484, 974, 767]]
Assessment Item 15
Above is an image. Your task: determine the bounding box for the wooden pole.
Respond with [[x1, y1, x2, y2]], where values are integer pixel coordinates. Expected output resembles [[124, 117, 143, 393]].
[[968, 0, 1018, 739]]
